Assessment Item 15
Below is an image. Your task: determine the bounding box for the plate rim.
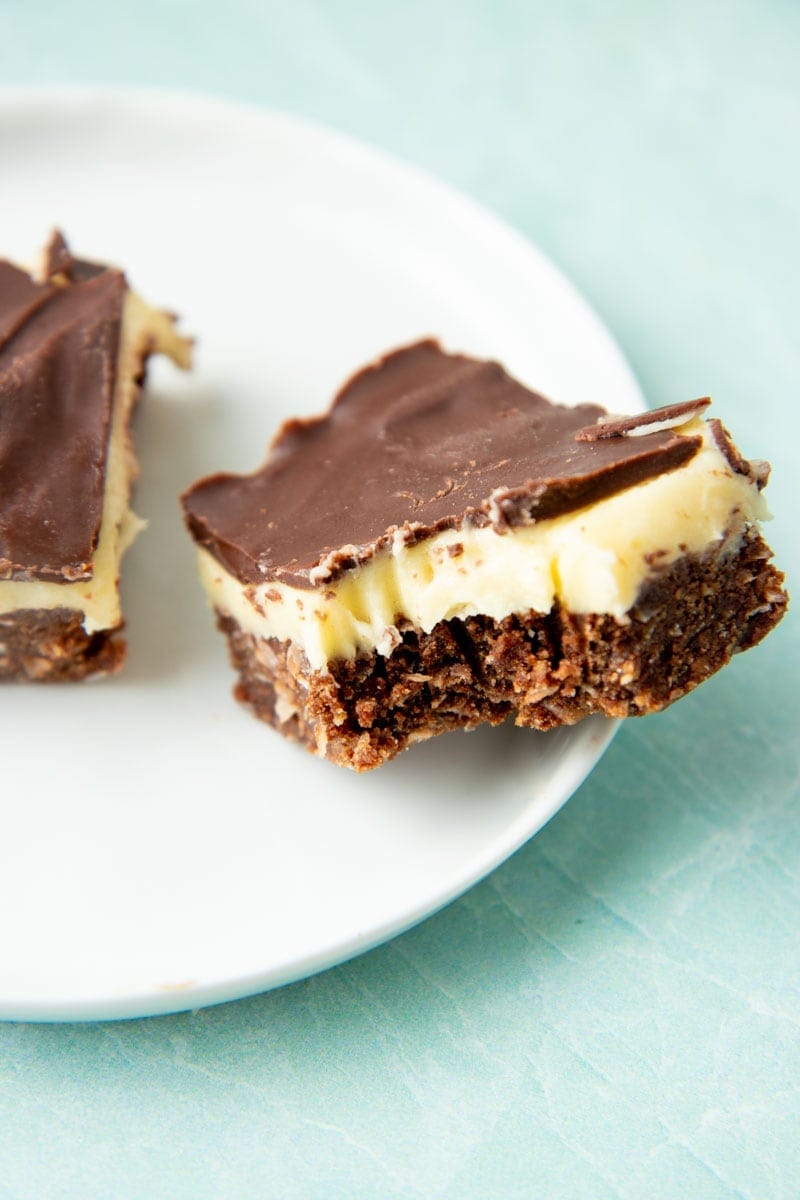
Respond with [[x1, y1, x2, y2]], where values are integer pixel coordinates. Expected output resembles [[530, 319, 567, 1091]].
[[0, 84, 642, 1022]]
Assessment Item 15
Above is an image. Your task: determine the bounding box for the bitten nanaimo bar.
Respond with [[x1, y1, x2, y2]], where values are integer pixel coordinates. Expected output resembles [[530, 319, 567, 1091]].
[[182, 340, 787, 770], [0, 232, 190, 680]]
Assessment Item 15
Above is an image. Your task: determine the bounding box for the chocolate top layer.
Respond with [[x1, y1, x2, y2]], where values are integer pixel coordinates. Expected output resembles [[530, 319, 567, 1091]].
[[183, 341, 705, 589], [0, 237, 125, 582]]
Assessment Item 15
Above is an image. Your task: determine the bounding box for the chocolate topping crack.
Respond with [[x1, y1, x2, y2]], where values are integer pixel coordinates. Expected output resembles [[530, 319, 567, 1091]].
[[575, 397, 711, 441]]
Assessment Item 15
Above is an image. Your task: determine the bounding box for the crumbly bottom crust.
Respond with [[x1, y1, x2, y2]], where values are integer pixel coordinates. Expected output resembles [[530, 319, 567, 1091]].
[[0, 608, 125, 682], [217, 531, 787, 771]]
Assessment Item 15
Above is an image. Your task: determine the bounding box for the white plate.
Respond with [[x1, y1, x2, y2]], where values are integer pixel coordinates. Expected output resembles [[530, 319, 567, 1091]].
[[0, 87, 643, 1021]]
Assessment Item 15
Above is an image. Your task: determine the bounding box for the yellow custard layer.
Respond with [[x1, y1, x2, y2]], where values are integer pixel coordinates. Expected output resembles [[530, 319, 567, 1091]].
[[197, 418, 769, 672], [0, 291, 190, 632]]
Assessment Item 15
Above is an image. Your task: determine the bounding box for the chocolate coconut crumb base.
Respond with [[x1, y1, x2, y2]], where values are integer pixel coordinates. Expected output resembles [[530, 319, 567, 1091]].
[[0, 608, 126, 682], [214, 529, 787, 771]]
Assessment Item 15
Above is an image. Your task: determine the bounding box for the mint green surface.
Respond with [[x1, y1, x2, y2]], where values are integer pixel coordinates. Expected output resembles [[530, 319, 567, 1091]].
[[1, 2, 798, 1196]]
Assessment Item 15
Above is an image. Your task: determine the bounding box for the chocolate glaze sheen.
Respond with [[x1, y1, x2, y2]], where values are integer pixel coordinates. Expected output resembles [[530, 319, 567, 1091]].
[[0, 240, 125, 582], [182, 341, 703, 588]]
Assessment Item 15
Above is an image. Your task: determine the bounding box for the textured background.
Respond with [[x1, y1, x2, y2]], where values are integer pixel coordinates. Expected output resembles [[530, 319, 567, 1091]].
[[1, 2, 798, 1197]]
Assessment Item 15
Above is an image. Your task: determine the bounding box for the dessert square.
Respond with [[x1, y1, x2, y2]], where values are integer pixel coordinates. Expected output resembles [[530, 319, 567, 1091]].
[[0, 232, 191, 680], [182, 340, 787, 770]]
